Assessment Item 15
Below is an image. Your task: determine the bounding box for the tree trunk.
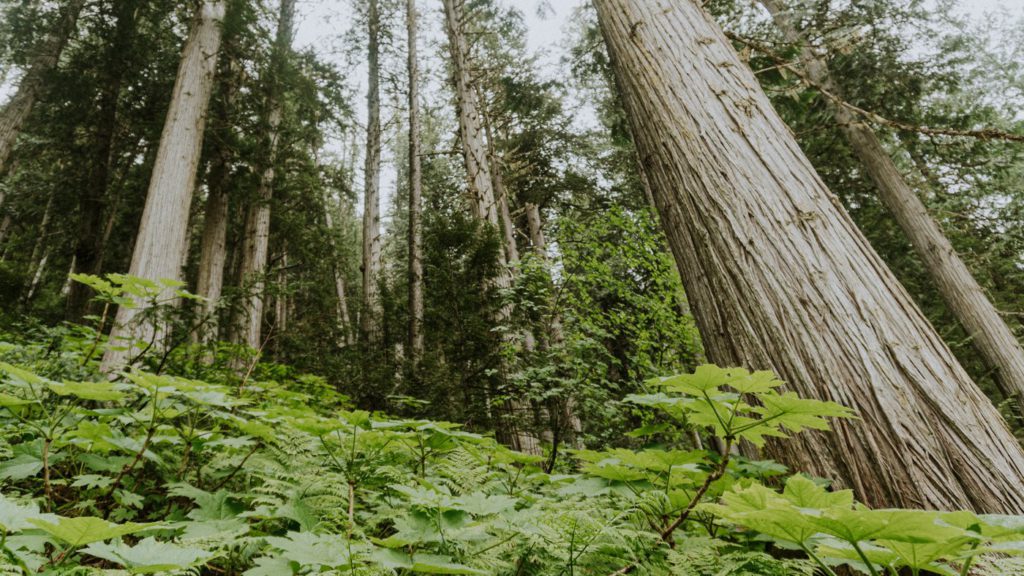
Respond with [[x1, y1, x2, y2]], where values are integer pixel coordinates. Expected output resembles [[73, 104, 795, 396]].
[[67, 1, 138, 321], [101, 0, 226, 372], [235, 0, 295, 350], [761, 0, 1024, 419], [594, 0, 1024, 512], [23, 190, 55, 303], [407, 0, 425, 365], [361, 0, 384, 345], [0, 0, 87, 175], [324, 201, 353, 346], [195, 54, 241, 340], [443, 0, 540, 455]]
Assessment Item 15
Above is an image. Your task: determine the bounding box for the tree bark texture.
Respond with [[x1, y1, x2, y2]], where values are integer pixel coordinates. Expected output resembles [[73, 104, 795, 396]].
[[0, 0, 87, 176], [407, 0, 425, 363], [594, 0, 1024, 512], [102, 0, 226, 372], [236, 0, 295, 350], [761, 0, 1024, 419], [443, 0, 539, 455], [361, 0, 384, 345], [195, 40, 242, 339]]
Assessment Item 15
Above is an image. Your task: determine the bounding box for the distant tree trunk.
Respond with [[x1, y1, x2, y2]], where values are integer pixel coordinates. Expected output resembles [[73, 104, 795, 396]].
[[361, 0, 384, 346], [406, 0, 425, 365], [235, 0, 295, 350], [0, 0, 87, 176], [195, 55, 241, 340], [67, 1, 138, 320], [324, 200, 353, 345], [761, 0, 1024, 419], [594, 0, 1024, 512], [101, 0, 226, 372], [443, 0, 540, 455], [23, 190, 55, 303]]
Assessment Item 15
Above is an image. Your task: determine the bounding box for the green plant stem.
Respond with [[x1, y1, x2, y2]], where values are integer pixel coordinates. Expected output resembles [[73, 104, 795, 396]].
[[800, 544, 840, 576], [83, 302, 110, 365], [851, 541, 880, 576]]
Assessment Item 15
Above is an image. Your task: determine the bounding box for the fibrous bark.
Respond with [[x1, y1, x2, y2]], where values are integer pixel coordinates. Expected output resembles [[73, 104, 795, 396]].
[[406, 0, 425, 364], [361, 0, 384, 345], [443, 0, 539, 455], [594, 0, 1024, 512], [102, 0, 226, 372], [761, 0, 1024, 420]]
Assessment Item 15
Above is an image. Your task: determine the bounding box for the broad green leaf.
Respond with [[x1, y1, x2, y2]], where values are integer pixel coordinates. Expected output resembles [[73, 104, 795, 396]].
[[265, 531, 350, 568], [782, 475, 854, 510], [82, 538, 214, 573], [410, 554, 487, 575], [47, 381, 125, 402], [29, 516, 156, 546], [0, 493, 56, 532], [243, 555, 295, 576], [0, 393, 34, 407]]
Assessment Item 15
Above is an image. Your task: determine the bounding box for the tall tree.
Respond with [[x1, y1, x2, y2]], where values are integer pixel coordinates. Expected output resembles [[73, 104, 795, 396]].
[[0, 0, 86, 178], [442, 0, 539, 455], [759, 0, 1024, 418], [360, 0, 384, 346], [66, 0, 138, 320], [593, 0, 1024, 512], [406, 0, 425, 364], [102, 0, 227, 371], [235, 0, 296, 350]]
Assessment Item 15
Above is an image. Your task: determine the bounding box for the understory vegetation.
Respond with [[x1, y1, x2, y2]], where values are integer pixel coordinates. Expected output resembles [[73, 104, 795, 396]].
[[0, 301, 1022, 575]]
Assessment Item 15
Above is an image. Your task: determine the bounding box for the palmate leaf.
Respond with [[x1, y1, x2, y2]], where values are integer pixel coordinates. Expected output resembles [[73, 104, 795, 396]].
[[781, 475, 854, 510], [264, 531, 351, 568], [0, 493, 57, 532], [47, 381, 125, 402], [28, 516, 156, 547], [81, 538, 214, 573], [811, 508, 966, 545]]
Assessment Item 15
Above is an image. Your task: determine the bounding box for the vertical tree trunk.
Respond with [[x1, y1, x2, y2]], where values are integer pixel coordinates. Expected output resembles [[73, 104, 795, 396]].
[[23, 190, 55, 303], [0, 0, 87, 176], [761, 0, 1024, 419], [324, 200, 354, 345], [195, 54, 240, 340], [236, 0, 296, 350], [406, 0, 425, 365], [101, 0, 226, 372], [443, 0, 540, 455], [66, 1, 138, 320], [594, 0, 1024, 512], [361, 0, 384, 345]]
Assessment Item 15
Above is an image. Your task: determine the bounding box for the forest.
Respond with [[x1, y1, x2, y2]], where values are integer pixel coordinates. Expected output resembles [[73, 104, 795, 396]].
[[0, 0, 1022, 573]]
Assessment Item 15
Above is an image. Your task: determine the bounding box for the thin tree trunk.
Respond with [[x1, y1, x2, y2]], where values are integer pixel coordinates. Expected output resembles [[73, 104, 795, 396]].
[[594, 0, 1024, 512], [23, 191, 55, 303], [0, 0, 87, 175], [361, 0, 384, 345], [195, 55, 241, 340], [761, 0, 1024, 419], [101, 0, 226, 372], [324, 196, 353, 345], [443, 0, 540, 455], [236, 0, 295, 350], [66, 1, 137, 320], [407, 0, 425, 365]]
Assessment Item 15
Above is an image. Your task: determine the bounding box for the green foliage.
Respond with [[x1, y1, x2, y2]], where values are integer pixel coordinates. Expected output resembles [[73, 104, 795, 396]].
[[0, 334, 1017, 574]]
